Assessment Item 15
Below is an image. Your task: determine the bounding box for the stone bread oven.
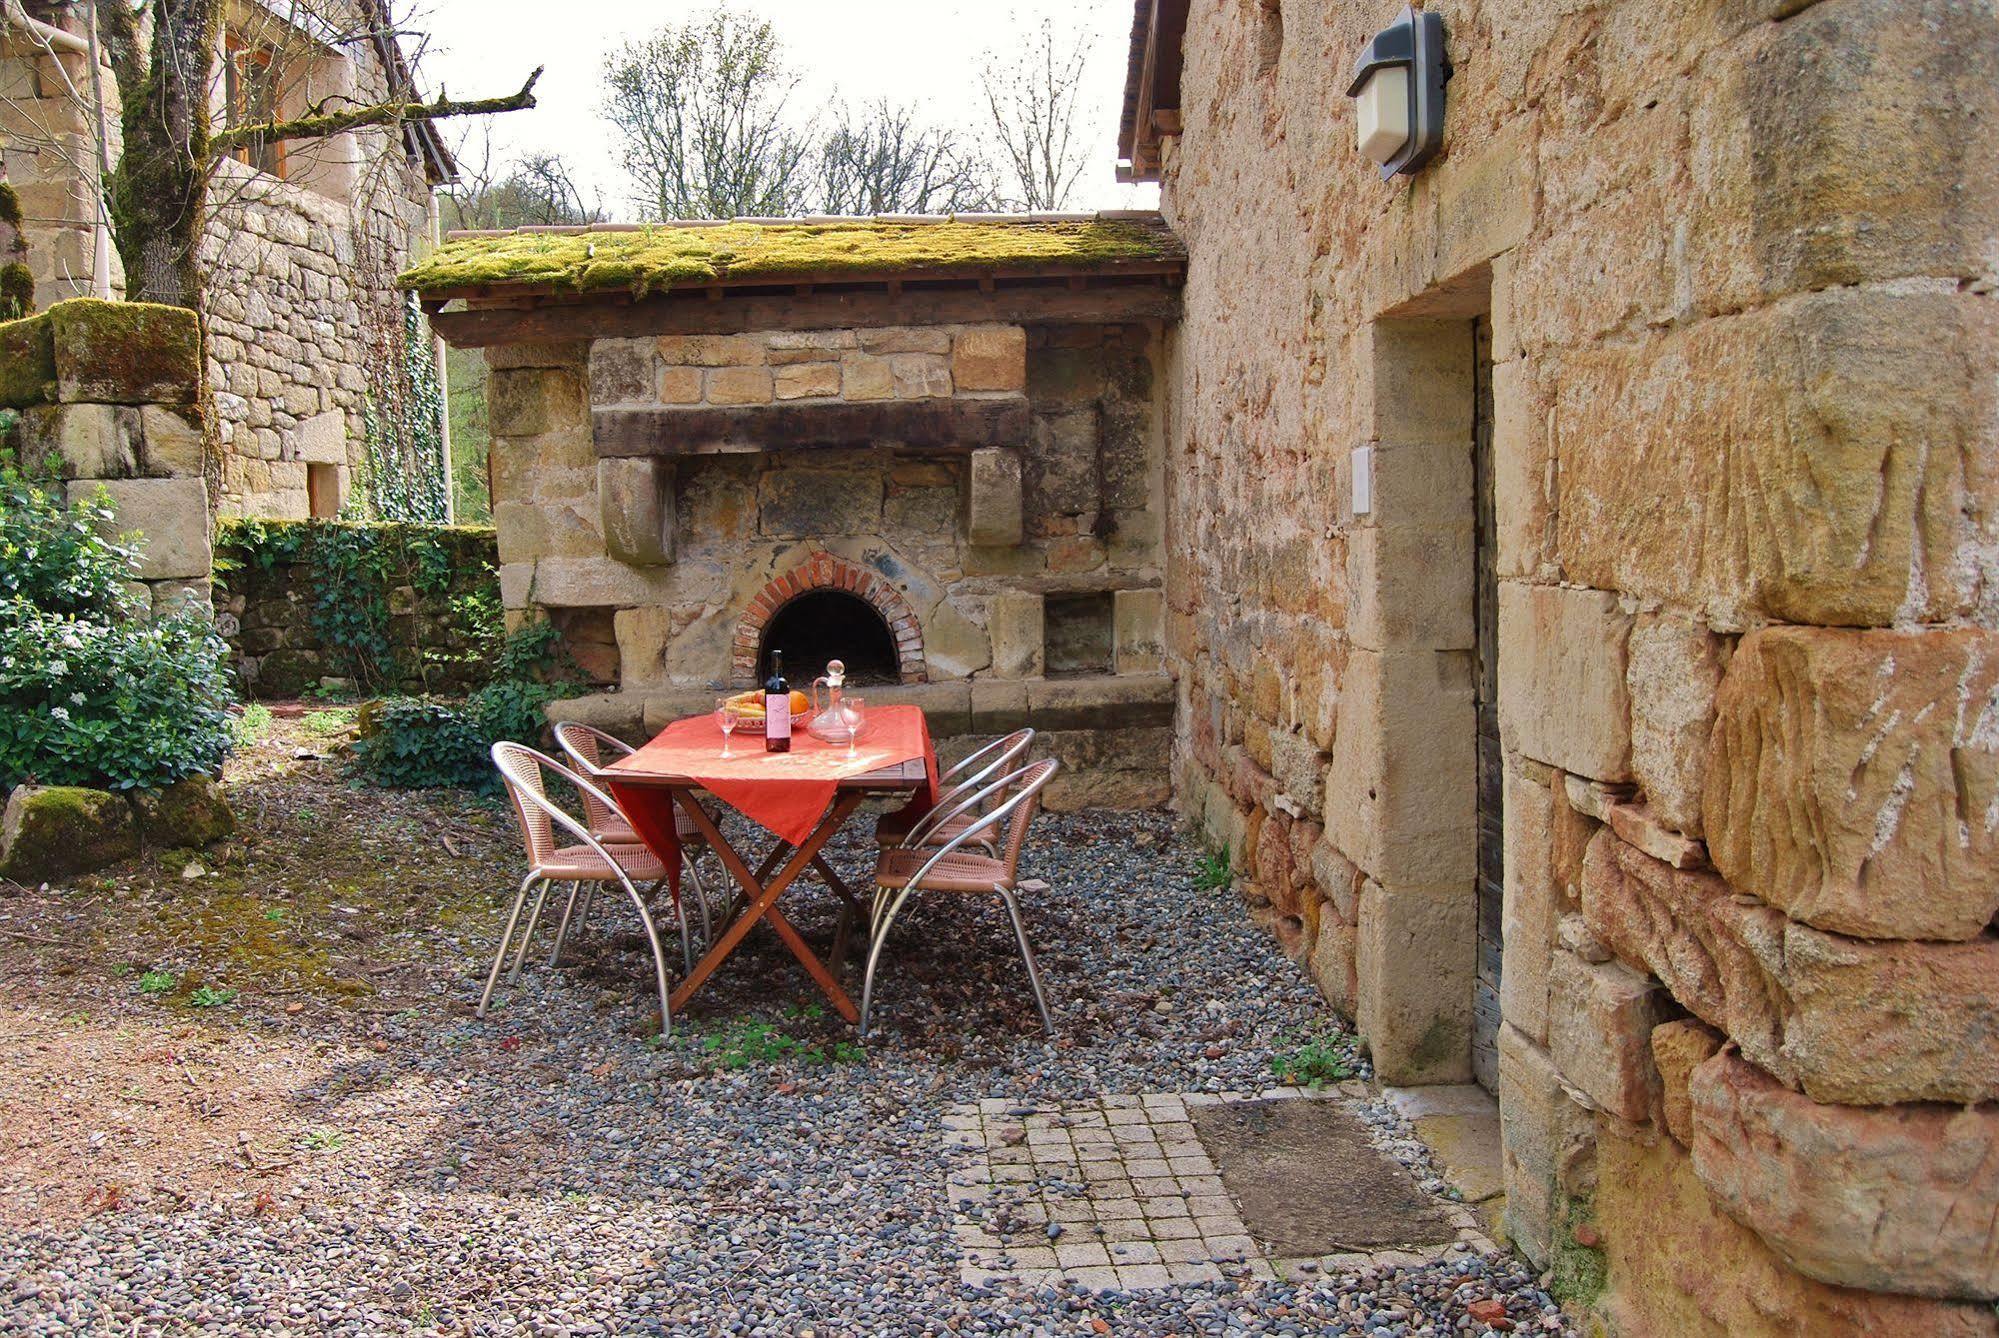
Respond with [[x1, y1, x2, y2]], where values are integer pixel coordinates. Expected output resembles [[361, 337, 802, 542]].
[[406, 214, 1185, 807]]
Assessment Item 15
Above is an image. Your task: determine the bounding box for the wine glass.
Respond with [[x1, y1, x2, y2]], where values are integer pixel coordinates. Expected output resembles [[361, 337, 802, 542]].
[[715, 698, 738, 758], [842, 696, 865, 757]]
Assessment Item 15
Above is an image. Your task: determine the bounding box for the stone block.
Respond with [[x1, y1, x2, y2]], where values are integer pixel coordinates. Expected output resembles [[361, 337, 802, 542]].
[[1113, 588, 1165, 675], [1344, 521, 1475, 653], [1490, 357, 1554, 580], [589, 338, 655, 405], [70, 477, 211, 580], [294, 409, 345, 466], [482, 342, 587, 372], [0, 785, 139, 884], [1690, 1051, 1999, 1301], [1554, 289, 1995, 627], [1497, 583, 1632, 781], [659, 365, 704, 404], [1651, 1019, 1724, 1148], [1431, 114, 1536, 277], [1367, 319, 1474, 445], [924, 597, 992, 679], [1603, 800, 1707, 871], [1323, 646, 1476, 888], [1356, 881, 1477, 1085], [859, 326, 951, 355], [1704, 625, 1999, 942], [129, 775, 234, 848], [1581, 828, 1999, 1106], [488, 367, 586, 437], [1027, 410, 1098, 515], [967, 447, 1024, 547], [891, 353, 953, 399], [840, 356, 894, 401], [1497, 1022, 1595, 1269], [1499, 768, 1557, 1046], [952, 324, 1026, 392], [773, 361, 840, 400], [47, 298, 201, 404], [598, 457, 675, 566], [1593, 1111, 1996, 1338], [758, 468, 881, 537], [23, 402, 139, 479], [656, 334, 763, 366], [988, 592, 1044, 680], [704, 366, 773, 405], [1548, 951, 1666, 1122], [613, 606, 677, 688], [1625, 614, 1722, 835], [510, 557, 677, 610], [0, 304, 56, 407]]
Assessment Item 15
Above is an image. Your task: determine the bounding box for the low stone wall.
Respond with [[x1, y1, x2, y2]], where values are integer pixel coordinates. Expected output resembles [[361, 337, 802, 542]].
[[0, 298, 212, 614], [215, 520, 498, 698]]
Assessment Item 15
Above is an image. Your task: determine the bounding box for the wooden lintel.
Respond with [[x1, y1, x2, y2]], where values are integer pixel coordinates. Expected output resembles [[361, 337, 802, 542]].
[[1152, 109, 1183, 136], [430, 282, 1182, 347], [593, 397, 1032, 458]]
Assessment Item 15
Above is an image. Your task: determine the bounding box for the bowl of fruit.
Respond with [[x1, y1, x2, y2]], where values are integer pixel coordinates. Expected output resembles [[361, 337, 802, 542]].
[[721, 689, 813, 735]]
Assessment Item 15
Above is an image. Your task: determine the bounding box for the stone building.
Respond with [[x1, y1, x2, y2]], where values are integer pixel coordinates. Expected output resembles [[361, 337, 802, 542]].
[[0, 0, 451, 519], [1117, 0, 1997, 1333], [404, 216, 1182, 809]]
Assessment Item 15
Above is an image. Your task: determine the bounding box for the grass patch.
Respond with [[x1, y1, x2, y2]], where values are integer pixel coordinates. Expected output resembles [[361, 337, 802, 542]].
[[1194, 847, 1232, 891], [137, 969, 177, 997], [301, 709, 355, 738], [699, 1009, 866, 1071], [230, 703, 274, 747]]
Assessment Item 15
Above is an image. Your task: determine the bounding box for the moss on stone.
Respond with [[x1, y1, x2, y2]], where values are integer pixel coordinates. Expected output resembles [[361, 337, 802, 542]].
[[46, 297, 202, 404], [0, 306, 56, 408], [0, 784, 141, 883], [0, 262, 31, 320], [0, 181, 22, 237], [400, 218, 1181, 298], [1550, 1193, 1609, 1308]]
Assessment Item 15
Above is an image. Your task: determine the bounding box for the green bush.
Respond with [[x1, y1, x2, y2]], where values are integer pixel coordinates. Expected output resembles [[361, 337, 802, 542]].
[[0, 460, 233, 792]]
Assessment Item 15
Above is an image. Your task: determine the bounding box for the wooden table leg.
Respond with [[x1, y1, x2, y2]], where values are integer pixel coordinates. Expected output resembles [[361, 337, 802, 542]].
[[668, 790, 866, 1022]]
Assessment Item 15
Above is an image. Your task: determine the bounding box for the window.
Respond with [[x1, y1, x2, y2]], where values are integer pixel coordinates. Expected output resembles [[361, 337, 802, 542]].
[[225, 37, 286, 178]]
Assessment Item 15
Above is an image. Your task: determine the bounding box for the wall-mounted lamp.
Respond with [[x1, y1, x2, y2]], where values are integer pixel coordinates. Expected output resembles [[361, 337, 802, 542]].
[[1346, 6, 1449, 180]]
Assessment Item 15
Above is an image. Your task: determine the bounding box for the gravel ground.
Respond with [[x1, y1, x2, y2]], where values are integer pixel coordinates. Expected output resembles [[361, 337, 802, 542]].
[[0, 719, 1570, 1336]]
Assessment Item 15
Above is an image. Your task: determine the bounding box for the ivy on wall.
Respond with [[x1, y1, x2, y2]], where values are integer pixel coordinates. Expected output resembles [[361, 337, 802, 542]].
[[358, 294, 451, 523]]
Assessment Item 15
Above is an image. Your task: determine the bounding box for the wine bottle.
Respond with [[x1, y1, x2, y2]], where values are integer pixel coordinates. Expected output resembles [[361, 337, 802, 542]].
[[764, 649, 792, 753]]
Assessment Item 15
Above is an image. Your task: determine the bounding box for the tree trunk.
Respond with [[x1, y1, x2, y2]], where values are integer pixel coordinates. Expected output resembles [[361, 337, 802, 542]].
[[104, 0, 220, 312]]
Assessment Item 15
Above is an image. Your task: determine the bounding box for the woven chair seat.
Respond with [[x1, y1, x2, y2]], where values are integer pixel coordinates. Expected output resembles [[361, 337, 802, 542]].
[[591, 807, 708, 849], [874, 846, 1009, 894], [537, 842, 668, 881], [875, 805, 993, 848]]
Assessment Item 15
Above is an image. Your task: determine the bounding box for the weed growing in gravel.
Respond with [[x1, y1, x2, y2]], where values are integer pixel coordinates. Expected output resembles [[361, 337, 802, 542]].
[[187, 986, 237, 1008], [302, 710, 353, 738], [700, 1017, 866, 1070], [1194, 847, 1232, 891], [231, 703, 274, 746], [302, 1129, 345, 1151], [137, 970, 177, 997], [1271, 1029, 1357, 1088]]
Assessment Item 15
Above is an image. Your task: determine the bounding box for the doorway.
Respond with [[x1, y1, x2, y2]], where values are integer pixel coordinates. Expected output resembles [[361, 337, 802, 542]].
[[1471, 316, 1501, 1093]]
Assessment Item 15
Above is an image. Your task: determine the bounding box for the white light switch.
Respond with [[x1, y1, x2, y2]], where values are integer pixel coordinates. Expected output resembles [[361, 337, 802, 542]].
[[1352, 445, 1374, 515]]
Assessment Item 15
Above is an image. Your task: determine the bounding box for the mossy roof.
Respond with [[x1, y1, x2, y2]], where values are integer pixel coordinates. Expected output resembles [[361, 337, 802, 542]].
[[399, 213, 1184, 298]]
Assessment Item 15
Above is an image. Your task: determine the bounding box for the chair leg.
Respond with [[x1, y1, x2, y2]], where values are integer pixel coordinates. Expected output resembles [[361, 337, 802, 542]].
[[611, 874, 674, 1038], [479, 872, 542, 1019], [858, 883, 920, 1040], [547, 880, 585, 968], [998, 887, 1056, 1036], [685, 858, 714, 946], [509, 878, 556, 983]]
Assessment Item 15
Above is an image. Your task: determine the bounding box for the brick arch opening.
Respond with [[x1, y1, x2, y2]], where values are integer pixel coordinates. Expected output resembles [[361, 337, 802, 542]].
[[731, 552, 926, 687]]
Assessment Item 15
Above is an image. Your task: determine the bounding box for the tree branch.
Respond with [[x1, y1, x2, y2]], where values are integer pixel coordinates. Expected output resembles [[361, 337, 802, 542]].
[[209, 66, 541, 153]]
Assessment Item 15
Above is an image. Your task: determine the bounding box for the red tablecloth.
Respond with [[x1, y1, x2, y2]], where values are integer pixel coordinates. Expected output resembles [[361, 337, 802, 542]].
[[603, 704, 940, 896]]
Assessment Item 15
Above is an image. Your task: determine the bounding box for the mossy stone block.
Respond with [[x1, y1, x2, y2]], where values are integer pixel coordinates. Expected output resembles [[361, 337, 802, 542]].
[[47, 298, 202, 405], [0, 307, 56, 408], [0, 784, 140, 884], [130, 775, 235, 848]]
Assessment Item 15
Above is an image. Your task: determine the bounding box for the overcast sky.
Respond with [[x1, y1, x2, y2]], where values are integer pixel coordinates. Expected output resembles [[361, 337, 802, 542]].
[[413, 0, 1157, 220]]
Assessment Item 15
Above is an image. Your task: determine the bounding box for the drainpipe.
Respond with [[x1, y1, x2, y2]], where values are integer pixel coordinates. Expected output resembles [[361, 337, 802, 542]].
[[3, 0, 115, 299]]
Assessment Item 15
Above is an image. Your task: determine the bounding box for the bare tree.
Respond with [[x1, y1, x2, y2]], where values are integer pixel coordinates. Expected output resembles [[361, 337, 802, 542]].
[[979, 15, 1093, 211], [1, 0, 539, 311], [442, 126, 602, 231], [816, 99, 999, 215], [601, 8, 811, 221]]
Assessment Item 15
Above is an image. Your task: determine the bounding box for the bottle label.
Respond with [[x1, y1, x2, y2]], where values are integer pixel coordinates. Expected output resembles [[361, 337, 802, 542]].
[[766, 693, 791, 740]]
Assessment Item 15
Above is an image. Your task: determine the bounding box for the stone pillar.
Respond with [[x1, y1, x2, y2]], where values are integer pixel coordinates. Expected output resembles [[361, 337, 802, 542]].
[[967, 446, 1024, 547], [988, 592, 1045, 679], [1112, 588, 1164, 674]]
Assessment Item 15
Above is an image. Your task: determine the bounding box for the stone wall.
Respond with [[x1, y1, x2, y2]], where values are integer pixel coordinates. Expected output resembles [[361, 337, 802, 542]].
[[483, 317, 1172, 810], [215, 520, 497, 699], [1150, 0, 1997, 1330], [0, 4, 442, 521], [2, 298, 211, 613]]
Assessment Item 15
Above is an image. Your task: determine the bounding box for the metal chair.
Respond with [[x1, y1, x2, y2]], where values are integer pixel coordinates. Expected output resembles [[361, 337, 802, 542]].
[[872, 728, 1034, 853], [553, 720, 715, 951], [859, 758, 1061, 1039], [482, 742, 686, 1033]]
